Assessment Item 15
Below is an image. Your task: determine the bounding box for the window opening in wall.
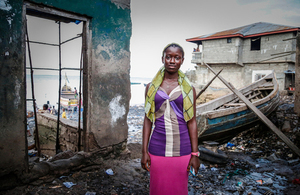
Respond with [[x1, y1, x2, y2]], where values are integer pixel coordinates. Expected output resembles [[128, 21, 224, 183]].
[[251, 37, 261, 50], [25, 4, 87, 157], [252, 70, 273, 82], [227, 38, 232, 43]]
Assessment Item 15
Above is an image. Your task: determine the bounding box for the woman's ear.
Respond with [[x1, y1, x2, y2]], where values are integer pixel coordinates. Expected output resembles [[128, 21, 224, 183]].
[[181, 57, 185, 64]]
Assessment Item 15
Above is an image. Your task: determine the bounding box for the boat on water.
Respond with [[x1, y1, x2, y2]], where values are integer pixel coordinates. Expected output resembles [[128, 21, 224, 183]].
[[196, 71, 280, 144], [60, 74, 78, 111]]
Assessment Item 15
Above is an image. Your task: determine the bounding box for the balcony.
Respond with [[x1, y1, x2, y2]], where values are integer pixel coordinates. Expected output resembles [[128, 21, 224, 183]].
[[191, 52, 202, 64]]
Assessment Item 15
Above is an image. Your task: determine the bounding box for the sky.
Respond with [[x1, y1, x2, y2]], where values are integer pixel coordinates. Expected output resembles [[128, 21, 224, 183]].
[[26, 15, 82, 77], [25, 0, 300, 78], [130, 0, 300, 78]]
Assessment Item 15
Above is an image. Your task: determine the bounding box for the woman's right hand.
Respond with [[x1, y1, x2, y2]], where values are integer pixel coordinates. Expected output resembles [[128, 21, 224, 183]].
[[141, 152, 151, 171]]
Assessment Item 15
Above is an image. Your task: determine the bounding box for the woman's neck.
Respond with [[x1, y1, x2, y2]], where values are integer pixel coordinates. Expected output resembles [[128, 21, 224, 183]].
[[164, 71, 178, 81]]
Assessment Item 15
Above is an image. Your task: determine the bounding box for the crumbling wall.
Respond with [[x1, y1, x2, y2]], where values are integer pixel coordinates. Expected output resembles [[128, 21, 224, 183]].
[[36, 113, 83, 155], [0, 0, 132, 189], [0, 0, 28, 185]]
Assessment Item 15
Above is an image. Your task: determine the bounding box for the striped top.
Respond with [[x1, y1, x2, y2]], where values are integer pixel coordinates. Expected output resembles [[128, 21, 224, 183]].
[[148, 86, 192, 157]]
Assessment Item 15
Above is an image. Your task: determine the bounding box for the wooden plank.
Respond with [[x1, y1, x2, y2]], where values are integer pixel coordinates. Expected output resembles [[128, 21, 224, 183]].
[[224, 103, 246, 107], [204, 63, 300, 157], [196, 69, 223, 99]]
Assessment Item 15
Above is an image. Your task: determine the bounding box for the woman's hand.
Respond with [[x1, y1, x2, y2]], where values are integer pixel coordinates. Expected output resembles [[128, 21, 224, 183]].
[[187, 155, 200, 174], [141, 152, 151, 171]]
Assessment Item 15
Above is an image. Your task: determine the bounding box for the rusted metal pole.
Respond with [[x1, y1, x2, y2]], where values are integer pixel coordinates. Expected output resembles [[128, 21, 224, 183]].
[[25, 18, 41, 156], [77, 46, 83, 151], [56, 21, 62, 153], [294, 33, 300, 116], [196, 69, 223, 99], [205, 63, 300, 157]]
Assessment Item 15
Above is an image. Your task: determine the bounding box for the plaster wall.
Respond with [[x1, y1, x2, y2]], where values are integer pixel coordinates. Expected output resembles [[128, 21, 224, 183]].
[[0, 0, 131, 185]]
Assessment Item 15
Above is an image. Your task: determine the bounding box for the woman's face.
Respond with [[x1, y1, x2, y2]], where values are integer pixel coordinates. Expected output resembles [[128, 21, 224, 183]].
[[162, 46, 184, 74]]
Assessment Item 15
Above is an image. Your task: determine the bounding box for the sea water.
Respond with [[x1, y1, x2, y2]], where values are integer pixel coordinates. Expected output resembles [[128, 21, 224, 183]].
[[26, 75, 151, 111]]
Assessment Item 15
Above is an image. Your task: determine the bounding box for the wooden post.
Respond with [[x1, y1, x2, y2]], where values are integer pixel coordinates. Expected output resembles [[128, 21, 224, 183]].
[[196, 69, 223, 99], [294, 34, 300, 116], [205, 63, 300, 157]]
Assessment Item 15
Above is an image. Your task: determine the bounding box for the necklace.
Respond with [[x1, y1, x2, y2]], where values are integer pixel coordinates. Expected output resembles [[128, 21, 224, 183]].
[[164, 78, 177, 89]]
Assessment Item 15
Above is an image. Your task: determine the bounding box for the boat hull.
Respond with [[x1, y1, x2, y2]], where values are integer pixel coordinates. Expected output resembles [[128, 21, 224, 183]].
[[197, 92, 280, 144], [196, 72, 280, 144]]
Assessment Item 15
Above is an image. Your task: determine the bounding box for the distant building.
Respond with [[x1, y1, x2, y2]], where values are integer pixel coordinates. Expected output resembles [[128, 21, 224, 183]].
[[186, 22, 299, 91]]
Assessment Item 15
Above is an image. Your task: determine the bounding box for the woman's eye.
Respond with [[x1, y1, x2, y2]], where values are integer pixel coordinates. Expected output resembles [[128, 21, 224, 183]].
[[166, 56, 170, 59]]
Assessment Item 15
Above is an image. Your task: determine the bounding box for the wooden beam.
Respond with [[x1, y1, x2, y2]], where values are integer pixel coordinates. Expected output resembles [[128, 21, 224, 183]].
[[204, 63, 300, 157], [196, 69, 223, 99]]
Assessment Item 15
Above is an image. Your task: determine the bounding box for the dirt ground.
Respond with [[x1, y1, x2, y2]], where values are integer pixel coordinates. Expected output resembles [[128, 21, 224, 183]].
[[2, 95, 300, 195]]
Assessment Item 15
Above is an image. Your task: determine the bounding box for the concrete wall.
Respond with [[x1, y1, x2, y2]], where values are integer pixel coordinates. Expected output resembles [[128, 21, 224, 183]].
[[202, 37, 240, 64], [201, 32, 296, 65], [242, 33, 296, 63], [0, 0, 28, 182], [36, 113, 83, 156], [0, 0, 131, 187], [188, 62, 291, 94]]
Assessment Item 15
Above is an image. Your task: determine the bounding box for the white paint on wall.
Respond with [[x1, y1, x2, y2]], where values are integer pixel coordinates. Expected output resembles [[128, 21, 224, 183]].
[[273, 45, 277, 50], [261, 49, 267, 54], [109, 95, 125, 127], [284, 45, 288, 52], [14, 80, 21, 109], [0, 0, 12, 11]]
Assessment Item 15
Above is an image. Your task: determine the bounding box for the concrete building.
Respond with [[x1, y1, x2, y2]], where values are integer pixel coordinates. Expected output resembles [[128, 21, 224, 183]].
[[186, 22, 300, 92], [0, 0, 131, 188]]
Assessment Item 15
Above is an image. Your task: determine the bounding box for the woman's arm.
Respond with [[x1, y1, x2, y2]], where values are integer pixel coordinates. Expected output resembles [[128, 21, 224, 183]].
[[141, 83, 153, 171], [187, 87, 200, 173]]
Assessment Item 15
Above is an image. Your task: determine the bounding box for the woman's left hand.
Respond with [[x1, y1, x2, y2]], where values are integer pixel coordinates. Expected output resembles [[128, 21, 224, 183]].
[[187, 155, 200, 174]]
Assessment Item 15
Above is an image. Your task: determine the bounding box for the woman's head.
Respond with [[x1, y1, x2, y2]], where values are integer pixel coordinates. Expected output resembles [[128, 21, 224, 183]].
[[162, 43, 185, 73], [162, 43, 184, 58]]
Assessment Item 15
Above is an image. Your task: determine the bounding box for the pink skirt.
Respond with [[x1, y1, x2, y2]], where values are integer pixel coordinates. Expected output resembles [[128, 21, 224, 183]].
[[149, 153, 191, 195]]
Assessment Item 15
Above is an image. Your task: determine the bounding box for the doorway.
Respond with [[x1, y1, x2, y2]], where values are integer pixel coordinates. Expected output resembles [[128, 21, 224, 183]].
[[24, 1, 89, 157]]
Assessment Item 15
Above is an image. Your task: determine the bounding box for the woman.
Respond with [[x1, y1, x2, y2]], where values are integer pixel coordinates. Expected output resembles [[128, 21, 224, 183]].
[[141, 43, 200, 195]]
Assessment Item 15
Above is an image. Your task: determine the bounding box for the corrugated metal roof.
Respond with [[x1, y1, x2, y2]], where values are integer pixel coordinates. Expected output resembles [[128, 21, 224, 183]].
[[186, 22, 300, 43]]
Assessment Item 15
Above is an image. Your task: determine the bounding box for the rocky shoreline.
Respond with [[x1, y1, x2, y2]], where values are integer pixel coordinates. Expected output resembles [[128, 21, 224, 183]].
[[3, 95, 300, 195]]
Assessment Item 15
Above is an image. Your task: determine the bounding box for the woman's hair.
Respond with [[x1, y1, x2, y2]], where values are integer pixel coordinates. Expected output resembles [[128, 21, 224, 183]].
[[162, 43, 185, 58]]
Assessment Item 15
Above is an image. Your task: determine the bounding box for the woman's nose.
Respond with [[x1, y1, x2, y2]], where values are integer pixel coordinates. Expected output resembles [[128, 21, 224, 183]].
[[170, 57, 175, 63]]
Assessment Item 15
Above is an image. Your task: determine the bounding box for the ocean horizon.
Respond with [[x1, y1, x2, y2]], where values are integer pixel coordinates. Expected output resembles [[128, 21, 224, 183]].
[[26, 75, 151, 111]]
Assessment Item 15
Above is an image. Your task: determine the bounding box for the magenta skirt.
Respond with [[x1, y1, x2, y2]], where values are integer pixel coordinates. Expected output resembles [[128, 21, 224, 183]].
[[149, 153, 191, 195]]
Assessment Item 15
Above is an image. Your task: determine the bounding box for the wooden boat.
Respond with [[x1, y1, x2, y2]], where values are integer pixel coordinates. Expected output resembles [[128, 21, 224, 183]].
[[196, 71, 280, 144], [60, 73, 78, 110]]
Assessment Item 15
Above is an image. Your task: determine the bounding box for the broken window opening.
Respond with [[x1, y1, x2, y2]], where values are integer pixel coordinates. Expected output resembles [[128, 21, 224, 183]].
[[251, 37, 261, 51], [24, 3, 88, 158], [227, 38, 232, 43]]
